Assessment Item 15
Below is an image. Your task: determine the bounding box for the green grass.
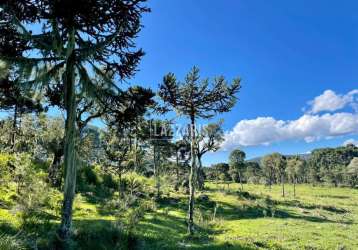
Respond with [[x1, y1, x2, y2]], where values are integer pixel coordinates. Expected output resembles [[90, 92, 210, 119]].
[[1, 181, 358, 249]]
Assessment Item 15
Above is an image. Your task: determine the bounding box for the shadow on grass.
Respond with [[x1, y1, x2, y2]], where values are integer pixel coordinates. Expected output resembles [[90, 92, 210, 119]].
[[318, 194, 351, 199], [274, 199, 349, 214], [215, 199, 337, 223], [195, 190, 350, 225]]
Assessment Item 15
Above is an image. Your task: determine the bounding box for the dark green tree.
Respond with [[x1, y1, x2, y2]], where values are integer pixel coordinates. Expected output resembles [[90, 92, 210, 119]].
[[261, 154, 276, 189], [0, 0, 149, 241], [244, 161, 261, 184], [0, 42, 44, 151], [229, 149, 246, 190]]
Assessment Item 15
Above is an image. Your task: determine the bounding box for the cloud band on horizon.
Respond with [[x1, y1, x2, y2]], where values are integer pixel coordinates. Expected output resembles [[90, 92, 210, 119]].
[[221, 89, 358, 150]]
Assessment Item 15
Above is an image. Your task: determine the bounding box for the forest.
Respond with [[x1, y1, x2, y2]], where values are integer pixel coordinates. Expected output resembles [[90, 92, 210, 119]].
[[1, 1, 358, 250]]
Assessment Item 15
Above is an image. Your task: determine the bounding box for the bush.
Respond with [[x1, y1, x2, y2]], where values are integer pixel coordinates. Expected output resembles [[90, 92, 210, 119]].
[[73, 222, 126, 250], [77, 165, 102, 191], [0, 153, 15, 184], [83, 166, 100, 185], [102, 173, 118, 190], [247, 176, 260, 184], [0, 234, 26, 250]]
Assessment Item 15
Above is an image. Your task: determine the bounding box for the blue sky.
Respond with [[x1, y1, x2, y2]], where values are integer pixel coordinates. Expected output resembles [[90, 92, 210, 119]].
[[130, 0, 358, 165], [2, 1, 357, 165]]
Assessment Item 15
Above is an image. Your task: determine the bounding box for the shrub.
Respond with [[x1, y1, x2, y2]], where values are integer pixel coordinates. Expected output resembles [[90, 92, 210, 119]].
[[83, 166, 100, 185], [102, 173, 118, 190], [77, 165, 102, 191], [247, 176, 260, 184], [73, 222, 126, 250], [0, 234, 26, 250], [0, 153, 15, 184]]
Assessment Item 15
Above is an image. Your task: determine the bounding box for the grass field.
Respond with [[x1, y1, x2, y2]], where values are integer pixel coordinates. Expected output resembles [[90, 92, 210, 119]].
[[1, 181, 358, 249]]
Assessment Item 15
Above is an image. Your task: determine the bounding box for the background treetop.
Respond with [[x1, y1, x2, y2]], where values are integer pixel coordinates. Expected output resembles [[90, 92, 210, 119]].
[[159, 66, 241, 119]]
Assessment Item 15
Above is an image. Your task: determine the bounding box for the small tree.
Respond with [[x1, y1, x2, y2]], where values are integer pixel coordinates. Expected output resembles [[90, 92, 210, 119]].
[[261, 155, 276, 189], [346, 157, 358, 188], [229, 149, 246, 190], [272, 153, 287, 197], [159, 66, 241, 234], [244, 161, 261, 184], [101, 127, 130, 199], [148, 119, 173, 199], [37, 116, 65, 187], [286, 156, 305, 197], [194, 121, 224, 190], [173, 140, 190, 191]]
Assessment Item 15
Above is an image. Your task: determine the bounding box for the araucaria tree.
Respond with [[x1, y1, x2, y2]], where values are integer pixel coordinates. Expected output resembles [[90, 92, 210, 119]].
[[159, 66, 241, 235], [0, 21, 44, 151], [229, 149, 246, 190], [0, 0, 149, 242]]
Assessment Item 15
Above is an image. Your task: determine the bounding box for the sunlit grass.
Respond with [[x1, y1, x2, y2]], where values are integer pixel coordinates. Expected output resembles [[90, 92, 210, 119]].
[[1, 180, 358, 249]]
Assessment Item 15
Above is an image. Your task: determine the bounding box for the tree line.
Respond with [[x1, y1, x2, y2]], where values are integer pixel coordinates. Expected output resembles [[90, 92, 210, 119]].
[[205, 144, 358, 197]]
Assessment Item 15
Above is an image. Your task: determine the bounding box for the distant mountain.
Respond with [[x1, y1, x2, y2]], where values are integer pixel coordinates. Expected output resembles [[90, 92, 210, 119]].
[[248, 153, 311, 164]]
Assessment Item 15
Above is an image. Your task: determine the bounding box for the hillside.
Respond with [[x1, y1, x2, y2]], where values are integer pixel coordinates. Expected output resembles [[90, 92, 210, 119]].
[[1, 175, 358, 249], [248, 153, 311, 164]]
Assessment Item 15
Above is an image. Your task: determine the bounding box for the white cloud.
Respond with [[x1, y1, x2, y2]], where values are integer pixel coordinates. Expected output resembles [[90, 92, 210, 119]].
[[307, 89, 358, 114], [222, 113, 358, 150], [221, 89, 358, 150], [343, 139, 358, 146]]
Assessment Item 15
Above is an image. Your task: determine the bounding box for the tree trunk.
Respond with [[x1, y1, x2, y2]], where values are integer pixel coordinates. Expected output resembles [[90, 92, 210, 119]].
[[187, 116, 196, 235], [157, 149, 161, 198], [293, 178, 296, 198], [269, 171, 272, 190], [281, 174, 285, 197], [153, 144, 160, 199], [118, 171, 124, 200], [58, 34, 77, 242], [48, 150, 63, 187], [11, 104, 18, 151], [197, 155, 204, 191], [238, 171, 243, 191], [133, 123, 138, 172], [174, 149, 180, 191]]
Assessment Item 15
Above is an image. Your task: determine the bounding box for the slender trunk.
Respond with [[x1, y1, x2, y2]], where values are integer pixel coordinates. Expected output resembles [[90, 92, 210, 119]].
[[157, 149, 161, 198], [153, 144, 160, 199], [118, 171, 124, 200], [175, 149, 180, 191], [11, 104, 17, 151], [48, 150, 63, 187], [238, 171, 243, 191], [293, 178, 296, 198], [187, 116, 196, 235], [134, 134, 138, 172], [281, 174, 285, 197], [58, 32, 77, 241], [197, 155, 204, 190], [269, 170, 272, 190]]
